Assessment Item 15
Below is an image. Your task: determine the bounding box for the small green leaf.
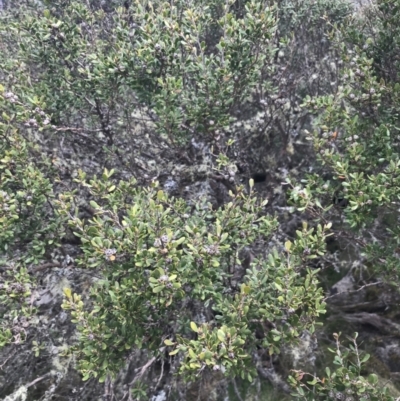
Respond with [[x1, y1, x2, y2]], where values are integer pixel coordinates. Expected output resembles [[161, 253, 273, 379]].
[[217, 329, 226, 342], [63, 287, 72, 298], [90, 200, 100, 209], [157, 190, 164, 200], [189, 362, 201, 369], [190, 321, 198, 332], [82, 374, 90, 381], [368, 373, 378, 384], [174, 237, 185, 246], [241, 284, 251, 294]]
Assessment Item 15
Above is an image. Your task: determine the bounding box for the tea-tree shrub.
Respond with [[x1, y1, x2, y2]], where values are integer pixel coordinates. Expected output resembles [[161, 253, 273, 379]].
[[213, 0, 353, 173], [0, 0, 276, 152], [0, 84, 64, 347], [58, 173, 329, 383], [1, 0, 396, 398], [288, 0, 400, 280], [283, 2, 400, 397]]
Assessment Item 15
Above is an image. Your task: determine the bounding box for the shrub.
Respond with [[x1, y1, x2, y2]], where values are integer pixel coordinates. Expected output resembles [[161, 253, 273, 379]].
[[58, 173, 328, 382], [0, 84, 64, 347], [0, 0, 276, 150], [0, 0, 397, 398], [288, 0, 400, 280]]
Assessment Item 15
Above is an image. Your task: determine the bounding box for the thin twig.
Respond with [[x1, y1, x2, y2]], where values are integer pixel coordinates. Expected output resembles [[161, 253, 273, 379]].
[[30, 262, 61, 273], [27, 373, 51, 388], [324, 281, 382, 301], [232, 378, 244, 401], [0, 348, 16, 370], [129, 357, 156, 386], [156, 358, 165, 389]]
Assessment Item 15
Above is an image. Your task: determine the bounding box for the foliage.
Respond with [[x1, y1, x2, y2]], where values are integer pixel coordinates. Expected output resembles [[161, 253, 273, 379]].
[[0, 0, 399, 399], [130, 380, 148, 401], [0, 85, 62, 261], [0, 0, 276, 150], [285, 0, 400, 396], [287, 0, 400, 281], [58, 174, 328, 382], [221, 0, 353, 172], [289, 333, 395, 401], [0, 83, 65, 348]]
